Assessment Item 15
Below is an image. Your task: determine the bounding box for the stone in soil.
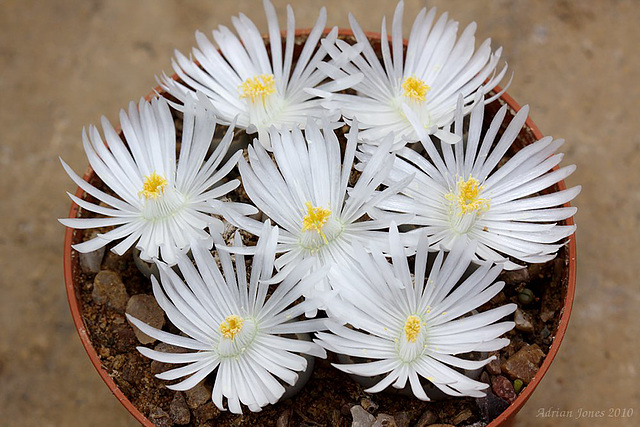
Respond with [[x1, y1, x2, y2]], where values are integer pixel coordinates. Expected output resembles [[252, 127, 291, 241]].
[[394, 411, 411, 427], [514, 308, 535, 333], [452, 408, 472, 425], [184, 381, 211, 409], [475, 388, 510, 423], [502, 343, 546, 384], [414, 409, 437, 427], [148, 406, 173, 427], [360, 397, 379, 413], [351, 404, 376, 427], [193, 402, 221, 424], [92, 270, 129, 312], [501, 268, 530, 285], [101, 248, 129, 272], [169, 392, 190, 425], [150, 342, 188, 374], [373, 413, 396, 426], [486, 353, 502, 375], [125, 294, 165, 344], [491, 375, 517, 403]]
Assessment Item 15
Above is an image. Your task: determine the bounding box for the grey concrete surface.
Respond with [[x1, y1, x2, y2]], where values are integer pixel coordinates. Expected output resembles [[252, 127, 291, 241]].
[[1, 0, 638, 426]]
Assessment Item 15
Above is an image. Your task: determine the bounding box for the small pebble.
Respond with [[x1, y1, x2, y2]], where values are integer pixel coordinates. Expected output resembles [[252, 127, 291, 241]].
[[351, 405, 376, 427], [491, 375, 517, 403], [476, 388, 510, 423], [373, 413, 396, 427], [489, 291, 507, 305], [502, 268, 530, 285], [394, 411, 411, 427], [126, 294, 165, 344], [193, 402, 221, 424], [150, 343, 188, 374], [452, 408, 472, 425], [360, 397, 378, 413], [486, 353, 502, 375], [184, 381, 210, 409], [148, 406, 173, 427], [502, 344, 546, 384], [170, 393, 190, 425], [541, 326, 551, 339], [92, 270, 129, 312], [414, 409, 437, 427], [514, 309, 535, 333], [101, 249, 127, 272]]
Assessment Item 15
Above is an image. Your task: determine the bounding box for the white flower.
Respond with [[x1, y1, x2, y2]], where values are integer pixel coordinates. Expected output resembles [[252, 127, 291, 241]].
[[127, 223, 328, 414], [160, 0, 358, 149], [315, 224, 516, 400], [373, 96, 580, 269], [60, 93, 256, 265], [214, 118, 413, 303], [320, 0, 508, 147]]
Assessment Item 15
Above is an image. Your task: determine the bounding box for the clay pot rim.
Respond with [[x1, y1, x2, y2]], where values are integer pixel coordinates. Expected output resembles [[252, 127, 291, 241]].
[[63, 27, 577, 427]]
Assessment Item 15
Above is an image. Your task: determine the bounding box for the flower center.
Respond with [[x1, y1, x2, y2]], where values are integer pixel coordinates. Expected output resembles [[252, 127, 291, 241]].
[[239, 74, 276, 103], [139, 172, 168, 200], [402, 76, 431, 102], [446, 177, 490, 215], [219, 315, 244, 340], [301, 202, 332, 244], [404, 315, 422, 343]]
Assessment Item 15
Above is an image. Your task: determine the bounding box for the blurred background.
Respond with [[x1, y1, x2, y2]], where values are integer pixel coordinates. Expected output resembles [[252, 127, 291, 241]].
[[1, 0, 638, 425]]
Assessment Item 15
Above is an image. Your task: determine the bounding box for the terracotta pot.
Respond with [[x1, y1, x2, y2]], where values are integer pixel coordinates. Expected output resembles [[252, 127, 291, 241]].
[[64, 28, 577, 426]]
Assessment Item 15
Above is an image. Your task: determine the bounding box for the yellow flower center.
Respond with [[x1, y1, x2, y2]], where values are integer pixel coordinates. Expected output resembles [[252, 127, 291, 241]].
[[402, 76, 431, 102], [404, 315, 422, 343], [239, 74, 276, 102], [139, 172, 168, 200], [301, 201, 332, 244], [219, 315, 244, 340], [446, 177, 490, 215]]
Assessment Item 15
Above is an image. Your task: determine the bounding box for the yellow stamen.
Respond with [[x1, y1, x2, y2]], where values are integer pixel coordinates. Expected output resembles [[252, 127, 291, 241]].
[[445, 177, 490, 215], [239, 74, 276, 102], [402, 76, 431, 102], [404, 315, 422, 343], [301, 201, 331, 244], [139, 172, 168, 200], [219, 315, 244, 340]]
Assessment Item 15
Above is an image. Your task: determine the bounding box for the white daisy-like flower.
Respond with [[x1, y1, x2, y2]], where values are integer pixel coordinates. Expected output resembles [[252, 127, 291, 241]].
[[60, 93, 256, 265], [214, 118, 413, 302], [160, 0, 359, 149], [316, 224, 517, 400], [320, 0, 508, 146], [127, 223, 329, 414], [372, 95, 580, 269]]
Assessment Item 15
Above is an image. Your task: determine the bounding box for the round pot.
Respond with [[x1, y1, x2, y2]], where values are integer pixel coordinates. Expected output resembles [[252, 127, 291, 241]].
[[64, 29, 577, 426]]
